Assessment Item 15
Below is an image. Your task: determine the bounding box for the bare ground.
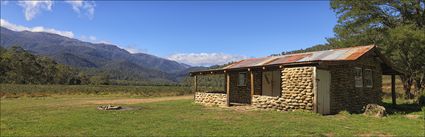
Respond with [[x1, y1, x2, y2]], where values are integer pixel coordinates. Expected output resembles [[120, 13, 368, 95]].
[[85, 95, 193, 105]]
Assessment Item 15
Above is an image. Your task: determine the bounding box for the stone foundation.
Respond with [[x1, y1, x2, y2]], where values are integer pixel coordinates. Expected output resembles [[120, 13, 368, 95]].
[[194, 92, 227, 107], [251, 67, 315, 111], [251, 95, 283, 110]]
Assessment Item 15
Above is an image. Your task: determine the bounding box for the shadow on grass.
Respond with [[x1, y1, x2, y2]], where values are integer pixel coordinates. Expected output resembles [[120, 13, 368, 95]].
[[382, 101, 424, 115]]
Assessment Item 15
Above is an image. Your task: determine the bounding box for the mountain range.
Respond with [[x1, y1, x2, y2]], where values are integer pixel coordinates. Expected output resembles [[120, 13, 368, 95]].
[[0, 27, 207, 83]]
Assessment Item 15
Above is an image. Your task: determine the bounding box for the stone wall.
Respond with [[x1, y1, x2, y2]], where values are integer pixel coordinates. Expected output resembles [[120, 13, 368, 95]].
[[194, 92, 227, 107], [327, 52, 382, 114], [195, 53, 383, 114], [251, 67, 315, 111], [252, 95, 283, 110], [281, 67, 315, 110]]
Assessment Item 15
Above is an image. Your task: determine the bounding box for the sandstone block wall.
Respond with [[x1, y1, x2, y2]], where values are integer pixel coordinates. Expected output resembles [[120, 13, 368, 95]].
[[281, 67, 315, 110], [194, 92, 227, 107], [252, 67, 315, 111], [252, 95, 283, 110]]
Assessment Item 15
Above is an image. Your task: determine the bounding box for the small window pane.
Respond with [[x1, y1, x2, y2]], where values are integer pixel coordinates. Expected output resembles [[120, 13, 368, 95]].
[[355, 67, 363, 88], [238, 72, 246, 86], [364, 69, 373, 88]]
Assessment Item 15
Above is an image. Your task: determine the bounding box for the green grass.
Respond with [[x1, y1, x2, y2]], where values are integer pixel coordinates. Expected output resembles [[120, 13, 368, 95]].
[[0, 84, 192, 98], [1, 95, 424, 136]]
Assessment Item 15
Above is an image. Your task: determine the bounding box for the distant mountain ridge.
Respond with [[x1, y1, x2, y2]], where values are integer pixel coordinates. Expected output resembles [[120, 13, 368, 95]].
[[0, 27, 196, 83]]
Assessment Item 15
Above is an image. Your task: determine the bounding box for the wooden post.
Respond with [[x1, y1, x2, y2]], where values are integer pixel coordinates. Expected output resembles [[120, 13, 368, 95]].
[[194, 75, 198, 93], [224, 74, 226, 93], [226, 73, 230, 107], [391, 74, 396, 107], [250, 71, 254, 104], [313, 67, 318, 113]]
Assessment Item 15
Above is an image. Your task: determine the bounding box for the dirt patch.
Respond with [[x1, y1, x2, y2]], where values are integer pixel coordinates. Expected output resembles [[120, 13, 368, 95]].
[[358, 132, 392, 137], [86, 95, 193, 105], [405, 114, 421, 119], [322, 132, 334, 137]]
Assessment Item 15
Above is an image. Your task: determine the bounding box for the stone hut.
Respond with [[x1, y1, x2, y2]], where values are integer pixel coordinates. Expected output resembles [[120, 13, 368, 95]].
[[190, 45, 401, 114]]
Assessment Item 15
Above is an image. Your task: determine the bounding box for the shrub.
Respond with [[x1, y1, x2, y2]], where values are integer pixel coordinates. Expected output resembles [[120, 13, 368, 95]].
[[416, 92, 425, 106]]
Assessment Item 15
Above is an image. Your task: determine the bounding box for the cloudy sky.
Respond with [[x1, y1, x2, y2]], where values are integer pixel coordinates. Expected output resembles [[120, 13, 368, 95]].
[[0, 0, 337, 66]]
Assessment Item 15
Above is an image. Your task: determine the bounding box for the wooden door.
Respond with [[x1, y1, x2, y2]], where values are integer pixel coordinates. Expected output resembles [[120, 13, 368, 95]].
[[316, 69, 331, 114]]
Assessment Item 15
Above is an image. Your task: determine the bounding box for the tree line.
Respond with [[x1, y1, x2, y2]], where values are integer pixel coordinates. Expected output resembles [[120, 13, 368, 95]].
[[0, 46, 110, 85], [279, 0, 425, 99]]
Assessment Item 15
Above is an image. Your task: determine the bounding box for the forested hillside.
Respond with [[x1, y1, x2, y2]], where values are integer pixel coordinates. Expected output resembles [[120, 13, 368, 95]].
[[0, 46, 201, 85], [0, 46, 87, 84], [0, 27, 193, 84]]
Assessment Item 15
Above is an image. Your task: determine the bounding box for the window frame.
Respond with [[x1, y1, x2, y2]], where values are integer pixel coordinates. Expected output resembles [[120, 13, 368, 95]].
[[237, 72, 247, 87], [364, 69, 373, 88], [354, 67, 363, 88]]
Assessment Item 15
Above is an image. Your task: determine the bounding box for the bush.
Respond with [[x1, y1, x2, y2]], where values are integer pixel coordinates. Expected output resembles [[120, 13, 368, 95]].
[[416, 92, 425, 106], [0, 84, 192, 98]]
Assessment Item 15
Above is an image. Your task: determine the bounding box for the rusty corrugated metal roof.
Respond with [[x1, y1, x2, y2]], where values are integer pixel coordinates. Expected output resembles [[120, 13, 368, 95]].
[[223, 45, 375, 69]]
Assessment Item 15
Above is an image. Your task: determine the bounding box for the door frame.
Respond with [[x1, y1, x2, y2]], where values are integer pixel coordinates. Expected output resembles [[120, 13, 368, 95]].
[[315, 68, 331, 115]]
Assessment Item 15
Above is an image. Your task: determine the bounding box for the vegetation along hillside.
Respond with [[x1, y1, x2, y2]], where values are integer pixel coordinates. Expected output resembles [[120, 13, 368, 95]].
[[0, 46, 85, 85], [277, 1, 425, 100], [0, 27, 205, 84]]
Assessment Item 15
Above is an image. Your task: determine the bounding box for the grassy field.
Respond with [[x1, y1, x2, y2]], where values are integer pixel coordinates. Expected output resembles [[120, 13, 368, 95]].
[[0, 84, 192, 98], [1, 95, 423, 136]]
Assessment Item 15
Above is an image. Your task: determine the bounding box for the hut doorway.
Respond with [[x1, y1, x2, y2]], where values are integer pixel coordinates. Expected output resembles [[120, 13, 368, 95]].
[[316, 69, 331, 114]]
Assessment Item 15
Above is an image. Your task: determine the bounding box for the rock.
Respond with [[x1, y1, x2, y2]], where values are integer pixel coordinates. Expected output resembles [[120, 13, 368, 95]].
[[363, 104, 386, 117]]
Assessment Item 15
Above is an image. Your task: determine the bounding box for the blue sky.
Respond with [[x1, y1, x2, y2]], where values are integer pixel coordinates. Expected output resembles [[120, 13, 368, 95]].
[[1, 1, 337, 66]]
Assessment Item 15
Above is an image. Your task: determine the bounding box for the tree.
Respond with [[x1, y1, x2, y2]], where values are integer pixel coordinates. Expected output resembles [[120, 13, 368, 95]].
[[90, 73, 110, 85], [383, 25, 425, 98], [0, 46, 85, 85], [330, 0, 425, 98], [0, 47, 8, 82]]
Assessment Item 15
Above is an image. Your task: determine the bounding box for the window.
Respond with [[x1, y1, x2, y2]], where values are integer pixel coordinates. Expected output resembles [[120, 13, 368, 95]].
[[238, 72, 247, 86], [364, 69, 373, 88], [354, 67, 363, 88]]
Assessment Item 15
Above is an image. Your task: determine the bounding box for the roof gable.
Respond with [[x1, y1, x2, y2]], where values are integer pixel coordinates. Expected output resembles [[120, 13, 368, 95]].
[[190, 45, 402, 76]]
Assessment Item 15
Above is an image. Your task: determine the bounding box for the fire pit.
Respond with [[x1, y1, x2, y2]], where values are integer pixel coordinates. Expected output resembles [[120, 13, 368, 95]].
[[97, 105, 122, 110], [97, 105, 142, 111]]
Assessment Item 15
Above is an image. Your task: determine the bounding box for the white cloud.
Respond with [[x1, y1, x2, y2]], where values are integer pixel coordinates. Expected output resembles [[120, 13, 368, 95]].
[[120, 45, 148, 54], [1, 0, 9, 5], [10, 0, 95, 20], [0, 18, 74, 38], [65, 0, 95, 19], [79, 35, 115, 45], [124, 47, 142, 54], [80, 35, 97, 42], [17, 0, 53, 21], [167, 53, 248, 66]]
